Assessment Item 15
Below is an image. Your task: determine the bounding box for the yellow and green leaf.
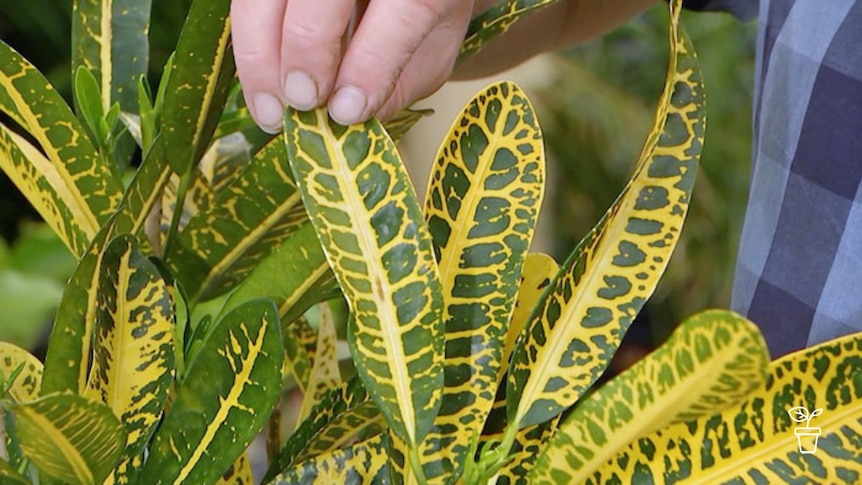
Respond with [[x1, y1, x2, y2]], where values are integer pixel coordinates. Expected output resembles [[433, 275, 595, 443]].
[[85, 235, 175, 468], [0, 123, 93, 255], [220, 222, 337, 326], [530, 310, 770, 483], [458, 0, 558, 62], [142, 299, 283, 485], [499, 252, 559, 385], [72, 0, 151, 113], [284, 107, 445, 449], [419, 81, 545, 480], [587, 331, 862, 484], [270, 434, 390, 485], [12, 394, 126, 485], [383, 108, 434, 143], [281, 317, 314, 394], [0, 41, 123, 251], [41, 225, 115, 396], [0, 459, 29, 485], [0, 342, 43, 403], [506, 0, 705, 429], [264, 378, 370, 482], [167, 138, 309, 301], [216, 451, 254, 485], [296, 303, 342, 424], [159, 0, 234, 174], [110, 138, 172, 244]]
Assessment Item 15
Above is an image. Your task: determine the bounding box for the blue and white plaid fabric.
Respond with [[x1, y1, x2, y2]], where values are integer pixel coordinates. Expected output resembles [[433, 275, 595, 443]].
[[691, 0, 862, 357]]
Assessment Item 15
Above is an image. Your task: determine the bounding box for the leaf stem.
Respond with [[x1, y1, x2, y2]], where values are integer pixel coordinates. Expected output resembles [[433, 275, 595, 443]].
[[408, 445, 429, 485], [162, 168, 194, 258]]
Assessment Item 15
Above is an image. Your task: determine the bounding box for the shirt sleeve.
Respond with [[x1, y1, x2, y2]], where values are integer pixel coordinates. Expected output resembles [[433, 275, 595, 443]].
[[683, 0, 758, 21]]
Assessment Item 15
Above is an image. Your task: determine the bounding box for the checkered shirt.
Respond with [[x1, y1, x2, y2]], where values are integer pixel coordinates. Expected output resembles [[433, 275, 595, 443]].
[[688, 0, 862, 357]]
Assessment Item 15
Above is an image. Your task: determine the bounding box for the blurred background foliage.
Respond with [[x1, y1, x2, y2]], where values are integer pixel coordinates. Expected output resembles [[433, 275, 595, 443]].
[[0, 3, 755, 360]]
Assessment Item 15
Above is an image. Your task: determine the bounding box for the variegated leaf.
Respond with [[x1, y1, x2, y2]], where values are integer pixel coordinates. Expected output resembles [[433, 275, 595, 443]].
[[383, 108, 434, 143], [111, 137, 172, 245], [0, 41, 123, 251], [0, 122, 92, 255], [85, 235, 175, 467], [499, 252, 558, 385], [167, 138, 309, 301], [297, 303, 342, 424], [0, 342, 43, 403], [270, 434, 390, 485], [458, 1, 558, 62], [264, 378, 370, 483], [282, 317, 314, 394], [419, 81, 544, 481], [216, 451, 254, 485], [0, 459, 28, 485], [296, 401, 386, 463], [12, 394, 126, 485], [530, 310, 770, 483], [72, 0, 151, 114], [160, 0, 234, 174], [41, 225, 115, 396], [284, 107, 445, 448], [142, 299, 283, 485], [587, 331, 862, 484], [507, 0, 705, 429], [220, 222, 336, 326]]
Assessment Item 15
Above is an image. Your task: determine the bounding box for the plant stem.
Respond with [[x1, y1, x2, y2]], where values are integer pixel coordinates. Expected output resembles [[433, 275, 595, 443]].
[[408, 445, 429, 485]]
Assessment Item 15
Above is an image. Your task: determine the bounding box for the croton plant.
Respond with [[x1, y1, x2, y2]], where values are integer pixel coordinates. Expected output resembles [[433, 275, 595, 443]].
[[0, 0, 858, 484]]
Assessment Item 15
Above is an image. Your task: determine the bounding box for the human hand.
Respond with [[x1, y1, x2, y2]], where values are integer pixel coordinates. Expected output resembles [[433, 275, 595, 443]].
[[231, 0, 490, 133]]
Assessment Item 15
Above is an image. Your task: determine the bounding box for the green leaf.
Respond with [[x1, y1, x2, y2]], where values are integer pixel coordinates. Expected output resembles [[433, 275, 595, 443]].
[[0, 342, 43, 403], [0, 121, 95, 256], [284, 107, 445, 448], [418, 81, 545, 480], [160, 0, 234, 174], [587, 331, 862, 484], [41, 226, 115, 396], [270, 434, 390, 485], [215, 451, 254, 485], [296, 303, 341, 424], [13, 394, 126, 485], [166, 137, 309, 301], [0, 458, 31, 485], [71, 0, 151, 114], [506, 0, 705, 429], [73, 66, 106, 147], [220, 222, 337, 326], [263, 378, 370, 483], [382, 108, 434, 142], [0, 40, 123, 239], [84, 235, 175, 464], [110, 137, 172, 243], [458, 1, 558, 63], [142, 299, 284, 485], [530, 310, 770, 483]]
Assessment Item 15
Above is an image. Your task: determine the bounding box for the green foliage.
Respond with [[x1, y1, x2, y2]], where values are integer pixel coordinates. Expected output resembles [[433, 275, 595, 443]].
[[0, 1, 859, 485]]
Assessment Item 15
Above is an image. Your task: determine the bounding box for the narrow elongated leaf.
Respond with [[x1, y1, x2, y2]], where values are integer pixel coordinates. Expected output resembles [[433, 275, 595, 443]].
[[383, 108, 434, 142], [507, 0, 705, 429], [0, 123, 93, 255], [271, 434, 390, 485], [85, 235, 175, 461], [297, 303, 341, 423], [142, 299, 283, 485], [499, 252, 558, 385], [588, 331, 862, 484], [72, 0, 151, 113], [419, 81, 544, 480], [167, 138, 309, 301], [296, 402, 386, 463], [282, 318, 314, 393], [222, 222, 336, 325], [264, 378, 370, 482], [284, 108, 445, 448], [0, 342, 43, 403], [530, 310, 770, 483], [13, 394, 126, 485], [160, 0, 234, 173], [41, 225, 114, 396], [0, 41, 123, 233], [458, 1, 557, 62]]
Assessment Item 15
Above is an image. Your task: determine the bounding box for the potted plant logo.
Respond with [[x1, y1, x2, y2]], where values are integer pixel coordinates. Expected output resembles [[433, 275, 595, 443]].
[[788, 406, 823, 454]]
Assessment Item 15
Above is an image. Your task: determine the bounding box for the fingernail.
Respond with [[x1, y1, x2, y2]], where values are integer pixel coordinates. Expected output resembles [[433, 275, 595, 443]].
[[284, 71, 318, 111], [329, 86, 367, 125], [253, 93, 283, 134]]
